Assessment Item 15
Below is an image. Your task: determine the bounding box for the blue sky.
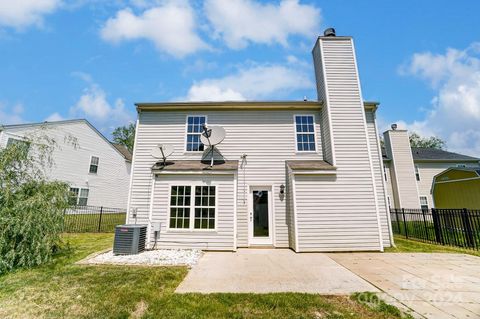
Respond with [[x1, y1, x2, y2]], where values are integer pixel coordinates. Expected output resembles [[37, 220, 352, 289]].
[[1, 0, 480, 155]]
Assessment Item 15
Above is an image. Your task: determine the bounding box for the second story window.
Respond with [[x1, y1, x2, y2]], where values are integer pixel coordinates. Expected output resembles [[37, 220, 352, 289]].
[[89, 156, 99, 174], [186, 116, 207, 152], [415, 165, 420, 181], [295, 115, 316, 152]]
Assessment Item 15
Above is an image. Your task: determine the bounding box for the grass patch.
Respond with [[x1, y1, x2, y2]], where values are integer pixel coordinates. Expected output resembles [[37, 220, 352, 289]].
[[387, 235, 480, 257], [351, 292, 413, 319], [1, 233, 407, 318]]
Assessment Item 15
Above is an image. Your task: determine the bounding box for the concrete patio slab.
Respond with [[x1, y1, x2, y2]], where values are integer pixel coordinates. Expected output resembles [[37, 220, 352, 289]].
[[176, 249, 378, 294], [329, 253, 480, 319]]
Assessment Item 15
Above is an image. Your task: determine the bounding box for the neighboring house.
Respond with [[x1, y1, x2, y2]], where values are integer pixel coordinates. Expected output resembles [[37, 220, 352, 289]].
[[0, 119, 132, 208], [383, 127, 480, 210], [432, 167, 480, 209], [127, 31, 394, 252]]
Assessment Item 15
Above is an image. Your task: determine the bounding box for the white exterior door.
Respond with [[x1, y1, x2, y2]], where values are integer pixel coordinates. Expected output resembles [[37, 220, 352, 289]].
[[248, 186, 273, 246]]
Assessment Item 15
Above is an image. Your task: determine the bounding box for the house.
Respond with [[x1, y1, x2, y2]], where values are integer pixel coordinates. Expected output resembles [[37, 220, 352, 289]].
[[431, 168, 480, 209], [0, 119, 132, 208], [383, 127, 479, 210], [127, 30, 394, 252]]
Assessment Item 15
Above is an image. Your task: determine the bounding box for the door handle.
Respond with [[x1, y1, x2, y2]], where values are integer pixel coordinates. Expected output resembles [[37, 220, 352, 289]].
[[250, 212, 253, 222]]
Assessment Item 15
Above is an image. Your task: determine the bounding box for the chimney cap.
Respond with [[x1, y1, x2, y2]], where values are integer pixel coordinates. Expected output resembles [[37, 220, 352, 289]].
[[391, 123, 398, 130], [324, 28, 336, 37]]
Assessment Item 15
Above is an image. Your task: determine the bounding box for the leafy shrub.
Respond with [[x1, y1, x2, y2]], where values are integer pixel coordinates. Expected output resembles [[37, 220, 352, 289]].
[[0, 131, 70, 274]]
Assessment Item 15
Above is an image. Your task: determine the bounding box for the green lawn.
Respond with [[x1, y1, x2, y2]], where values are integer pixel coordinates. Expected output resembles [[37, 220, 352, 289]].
[[0, 233, 408, 319], [387, 235, 480, 257]]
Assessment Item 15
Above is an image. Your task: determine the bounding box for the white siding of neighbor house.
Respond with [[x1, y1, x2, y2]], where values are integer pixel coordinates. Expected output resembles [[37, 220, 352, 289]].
[[0, 121, 131, 208], [148, 174, 235, 250], [297, 36, 383, 252], [383, 130, 420, 209], [365, 109, 392, 247], [383, 162, 396, 207], [128, 109, 324, 249]]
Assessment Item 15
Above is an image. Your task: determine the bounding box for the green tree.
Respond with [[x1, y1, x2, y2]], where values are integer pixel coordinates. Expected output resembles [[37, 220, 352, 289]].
[[0, 130, 70, 274], [112, 123, 135, 153], [409, 132, 446, 150]]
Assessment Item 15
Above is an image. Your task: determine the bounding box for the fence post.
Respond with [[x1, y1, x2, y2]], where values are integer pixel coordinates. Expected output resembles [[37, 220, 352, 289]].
[[461, 208, 475, 248], [402, 208, 408, 239], [395, 209, 401, 235], [432, 208, 443, 245], [97, 206, 104, 233], [422, 208, 429, 241]]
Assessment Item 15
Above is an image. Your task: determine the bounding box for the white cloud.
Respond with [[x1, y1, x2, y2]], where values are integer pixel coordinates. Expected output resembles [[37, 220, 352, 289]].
[[45, 112, 64, 122], [204, 0, 321, 49], [184, 63, 313, 101], [400, 43, 480, 156], [68, 76, 134, 133], [100, 1, 207, 58], [0, 102, 25, 124], [0, 0, 62, 29]]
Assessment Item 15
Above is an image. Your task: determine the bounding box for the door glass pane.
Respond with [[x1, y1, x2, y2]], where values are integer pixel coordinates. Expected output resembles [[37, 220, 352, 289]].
[[253, 190, 269, 237]]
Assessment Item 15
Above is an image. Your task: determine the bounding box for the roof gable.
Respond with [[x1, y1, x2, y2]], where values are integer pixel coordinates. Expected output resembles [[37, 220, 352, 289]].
[[1, 119, 131, 161]]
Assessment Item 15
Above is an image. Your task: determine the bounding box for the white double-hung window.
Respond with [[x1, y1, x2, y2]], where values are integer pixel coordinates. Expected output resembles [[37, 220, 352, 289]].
[[186, 116, 207, 152], [294, 115, 316, 152], [169, 185, 216, 230], [69, 187, 89, 206]]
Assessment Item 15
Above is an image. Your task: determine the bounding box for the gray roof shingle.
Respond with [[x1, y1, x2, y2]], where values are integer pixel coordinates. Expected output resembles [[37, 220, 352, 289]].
[[382, 147, 479, 161]]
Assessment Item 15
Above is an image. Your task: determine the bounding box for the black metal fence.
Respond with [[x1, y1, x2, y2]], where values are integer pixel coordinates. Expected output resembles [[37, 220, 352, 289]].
[[390, 208, 480, 250], [63, 206, 127, 233]]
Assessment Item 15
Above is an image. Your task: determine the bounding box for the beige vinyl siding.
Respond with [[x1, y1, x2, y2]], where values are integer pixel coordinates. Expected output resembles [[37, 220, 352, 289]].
[[294, 175, 382, 251], [312, 39, 334, 165], [149, 174, 234, 250], [365, 109, 392, 247], [384, 130, 420, 209], [0, 121, 130, 208], [297, 37, 382, 252], [128, 109, 324, 248]]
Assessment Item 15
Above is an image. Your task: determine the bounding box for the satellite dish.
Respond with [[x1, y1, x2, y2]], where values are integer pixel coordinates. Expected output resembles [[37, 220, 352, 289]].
[[200, 126, 226, 146], [151, 144, 174, 166], [201, 124, 226, 168]]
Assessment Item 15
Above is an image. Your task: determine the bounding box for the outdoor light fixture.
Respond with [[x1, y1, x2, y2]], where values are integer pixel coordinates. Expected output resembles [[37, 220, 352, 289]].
[[131, 207, 138, 224], [280, 184, 285, 195]]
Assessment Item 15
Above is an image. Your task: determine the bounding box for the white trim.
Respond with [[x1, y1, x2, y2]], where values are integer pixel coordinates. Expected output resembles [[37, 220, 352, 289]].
[[291, 170, 336, 175], [319, 39, 336, 166], [233, 172, 238, 251], [291, 173, 299, 252], [435, 176, 480, 184], [248, 185, 274, 246], [146, 173, 156, 248], [372, 108, 395, 247], [126, 118, 140, 221], [154, 170, 236, 175], [351, 38, 383, 252], [272, 184, 276, 246], [184, 114, 208, 153], [166, 183, 219, 232], [293, 114, 319, 153]]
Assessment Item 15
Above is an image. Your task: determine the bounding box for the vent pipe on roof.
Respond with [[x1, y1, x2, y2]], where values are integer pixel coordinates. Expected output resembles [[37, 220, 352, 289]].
[[324, 28, 336, 37]]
